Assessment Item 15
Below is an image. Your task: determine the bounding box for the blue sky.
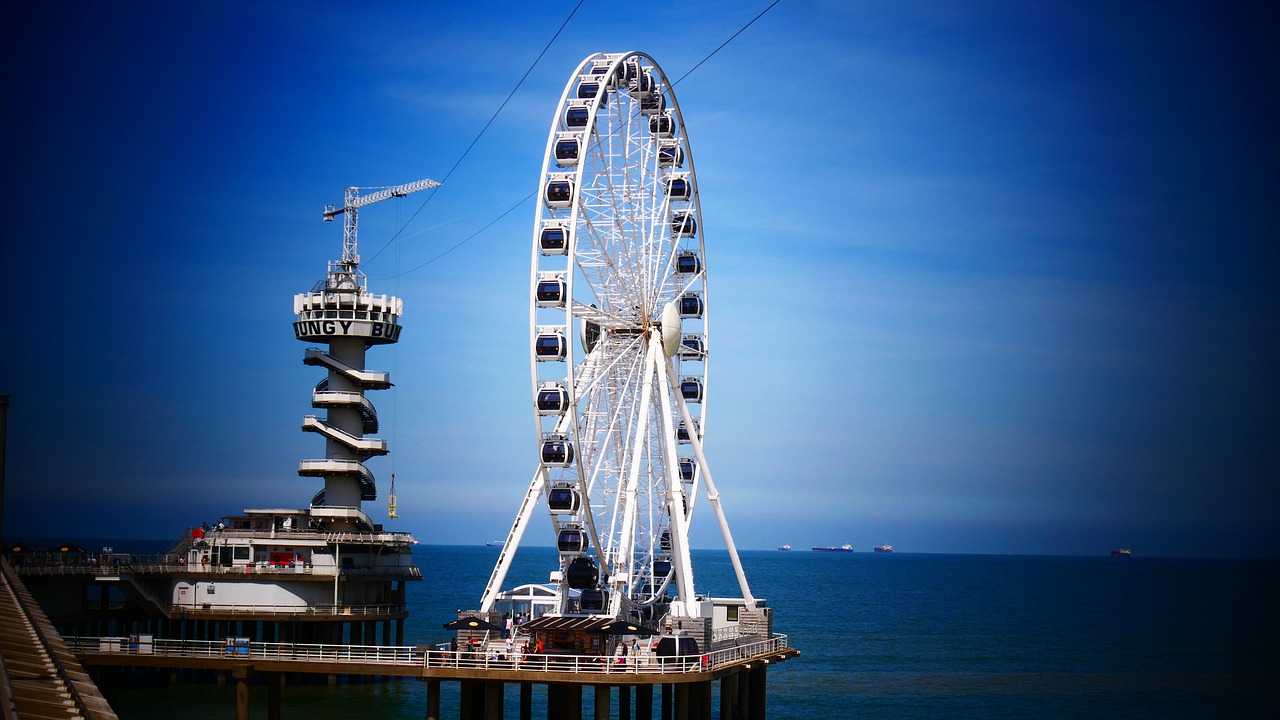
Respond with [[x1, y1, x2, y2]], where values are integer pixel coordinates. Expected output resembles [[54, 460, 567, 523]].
[[4, 1, 1277, 558]]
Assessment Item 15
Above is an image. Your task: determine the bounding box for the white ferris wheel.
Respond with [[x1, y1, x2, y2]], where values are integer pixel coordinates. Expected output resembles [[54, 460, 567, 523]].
[[481, 51, 756, 622]]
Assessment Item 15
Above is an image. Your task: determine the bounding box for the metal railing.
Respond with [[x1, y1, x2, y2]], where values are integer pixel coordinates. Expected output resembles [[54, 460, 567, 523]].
[[65, 634, 790, 676], [169, 603, 405, 617], [9, 560, 421, 580]]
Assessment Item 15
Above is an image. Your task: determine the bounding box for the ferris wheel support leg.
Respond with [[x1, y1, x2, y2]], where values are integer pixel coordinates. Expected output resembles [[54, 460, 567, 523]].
[[480, 467, 549, 612], [664, 356, 759, 610], [610, 337, 662, 617], [653, 346, 699, 615]]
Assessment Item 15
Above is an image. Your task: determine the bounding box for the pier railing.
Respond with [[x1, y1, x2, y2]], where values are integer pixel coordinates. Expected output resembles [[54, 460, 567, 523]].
[[64, 634, 791, 676], [169, 603, 405, 617], [8, 561, 422, 580]]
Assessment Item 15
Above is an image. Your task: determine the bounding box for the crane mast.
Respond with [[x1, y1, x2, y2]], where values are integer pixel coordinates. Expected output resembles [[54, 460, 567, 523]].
[[322, 177, 442, 272]]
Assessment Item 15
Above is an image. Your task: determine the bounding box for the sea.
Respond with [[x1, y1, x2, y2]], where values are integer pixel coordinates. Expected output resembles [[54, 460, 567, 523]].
[[47, 542, 1280, 719]]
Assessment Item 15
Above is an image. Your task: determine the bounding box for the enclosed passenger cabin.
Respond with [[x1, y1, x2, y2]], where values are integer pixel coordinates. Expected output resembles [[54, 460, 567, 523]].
[[540, 223, 569, 255], [679, 292, 703, 318], [581, 318, 601, 354], [577, 81, 605, 102], [547, 484, 581, 514], [678, 457, 697, 482], [679, 334, 705, 359], [677, 420, 699, 444], [579, 588, 608, 613], [666, 175, 691, 201], [659, 530, 673, 554], [634, 71, 656, 98], [650, 113, 674, 138], [545, 177, 574, 208], [565, 103, 590, 129], [535, 273, 567, 307], [554, 136, 580, 167], [535, 330, 567, 361], [676, 251, 701, 275], [617, 59, 640, 87], [536, 383, 570, 415], [640, 93, 666, 116], [541, 436, 575, 467], [566, 556, 599, 590], [671, 211, 697, 237], [557, 525, 588, 554], [653, 559, 672, 579], [658, 142, 683, 167], [680, 377, 704, 402]]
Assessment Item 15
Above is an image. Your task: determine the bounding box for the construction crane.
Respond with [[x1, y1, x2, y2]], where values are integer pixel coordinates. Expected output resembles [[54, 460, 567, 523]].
[[323, 177, 442, 269]]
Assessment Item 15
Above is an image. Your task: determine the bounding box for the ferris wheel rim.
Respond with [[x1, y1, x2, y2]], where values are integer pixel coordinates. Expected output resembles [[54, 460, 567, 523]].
[[528, 51, 709, 613]]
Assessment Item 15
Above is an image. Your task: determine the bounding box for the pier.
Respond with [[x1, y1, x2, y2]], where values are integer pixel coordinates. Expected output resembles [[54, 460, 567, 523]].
[[64, 633, 795, 719]]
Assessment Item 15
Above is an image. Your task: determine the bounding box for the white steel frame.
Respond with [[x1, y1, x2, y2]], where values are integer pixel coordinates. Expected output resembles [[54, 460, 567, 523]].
[[482, 52, 755, 618]]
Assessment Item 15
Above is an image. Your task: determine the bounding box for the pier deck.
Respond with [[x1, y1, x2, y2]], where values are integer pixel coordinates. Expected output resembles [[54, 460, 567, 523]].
[[67, 634, 796, 720]]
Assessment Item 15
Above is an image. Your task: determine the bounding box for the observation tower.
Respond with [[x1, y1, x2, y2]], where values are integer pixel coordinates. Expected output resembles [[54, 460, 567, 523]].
[[294, 179, 438, 529]]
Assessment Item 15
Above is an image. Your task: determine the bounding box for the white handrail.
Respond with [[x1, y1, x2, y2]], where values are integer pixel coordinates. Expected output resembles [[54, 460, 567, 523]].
[[64, 634, 791, 675]]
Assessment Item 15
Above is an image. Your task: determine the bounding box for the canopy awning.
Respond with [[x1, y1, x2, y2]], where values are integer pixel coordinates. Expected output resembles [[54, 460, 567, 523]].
[[521, 615, 614, 633]]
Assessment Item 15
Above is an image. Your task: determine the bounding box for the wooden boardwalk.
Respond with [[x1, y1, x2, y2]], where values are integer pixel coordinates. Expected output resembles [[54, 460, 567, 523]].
[[0, 558, 118, 720]]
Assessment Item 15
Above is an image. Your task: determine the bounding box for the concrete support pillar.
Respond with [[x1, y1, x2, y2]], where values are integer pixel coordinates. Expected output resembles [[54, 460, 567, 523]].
[[461, 679, 483, 720], [519, 682, 533, 720], [549, 683, 583, 720], [694, 681, 712, 720], [674, 683, 689, 720], [747, 666, 767, 720], [485, 681, 504, 720], [396, 617, 405, 646], [661, 683, 674, 720], [720, 673, 739, 720], [594, 685, 611, 720], [267, 672, 282, 720], [232, 665, 252, 720], [736, 670, 750, 720], [424, 679, 441, 720], [636, 684, 654, 720], [618, 684, 632, 720]]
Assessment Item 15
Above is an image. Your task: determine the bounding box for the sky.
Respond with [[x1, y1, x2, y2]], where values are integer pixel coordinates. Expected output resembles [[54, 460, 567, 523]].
[[3, 1, 1277, 559]]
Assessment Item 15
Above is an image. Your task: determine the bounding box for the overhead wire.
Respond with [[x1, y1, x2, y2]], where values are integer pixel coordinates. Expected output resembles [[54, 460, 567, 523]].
[[364, 0, 587, 270], [377, 0, 782, 280]]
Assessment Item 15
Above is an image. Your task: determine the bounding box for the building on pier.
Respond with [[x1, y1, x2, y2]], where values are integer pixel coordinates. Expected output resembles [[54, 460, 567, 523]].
[[7, 180, 433, 657]]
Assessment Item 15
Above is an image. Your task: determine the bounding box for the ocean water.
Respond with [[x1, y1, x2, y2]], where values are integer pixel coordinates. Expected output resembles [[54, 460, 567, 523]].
[[89, 544, 1278, 719]]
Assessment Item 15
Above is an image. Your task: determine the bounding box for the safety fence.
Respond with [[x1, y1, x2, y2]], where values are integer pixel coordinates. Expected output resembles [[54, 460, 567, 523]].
[[65, 633, 791, 676]]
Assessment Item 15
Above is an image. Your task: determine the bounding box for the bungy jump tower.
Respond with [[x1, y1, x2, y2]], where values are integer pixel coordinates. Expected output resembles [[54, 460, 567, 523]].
[[450, 52, 796, 719], [10, 180, 436, 651]]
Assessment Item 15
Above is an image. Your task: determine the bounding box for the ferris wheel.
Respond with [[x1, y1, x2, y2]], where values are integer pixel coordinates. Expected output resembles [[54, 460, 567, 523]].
[[481, 51, 756, 621]]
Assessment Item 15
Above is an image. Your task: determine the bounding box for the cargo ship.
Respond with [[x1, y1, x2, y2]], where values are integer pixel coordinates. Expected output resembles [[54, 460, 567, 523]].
[[812, 544, 853, 553], [874, 544, 892, 553]]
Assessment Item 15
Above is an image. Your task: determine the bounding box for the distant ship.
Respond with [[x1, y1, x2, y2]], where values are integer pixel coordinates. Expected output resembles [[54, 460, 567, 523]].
[[1111, 548, 1132, 557], [812, 544, 853, 553], [486, 541, 503, 547], [778, 544, 792, 551], [874, 544, 893, 553]]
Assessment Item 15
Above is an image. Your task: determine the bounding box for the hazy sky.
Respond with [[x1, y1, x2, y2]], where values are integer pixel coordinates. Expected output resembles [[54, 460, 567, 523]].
[[4, 1, 1277, 558]]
